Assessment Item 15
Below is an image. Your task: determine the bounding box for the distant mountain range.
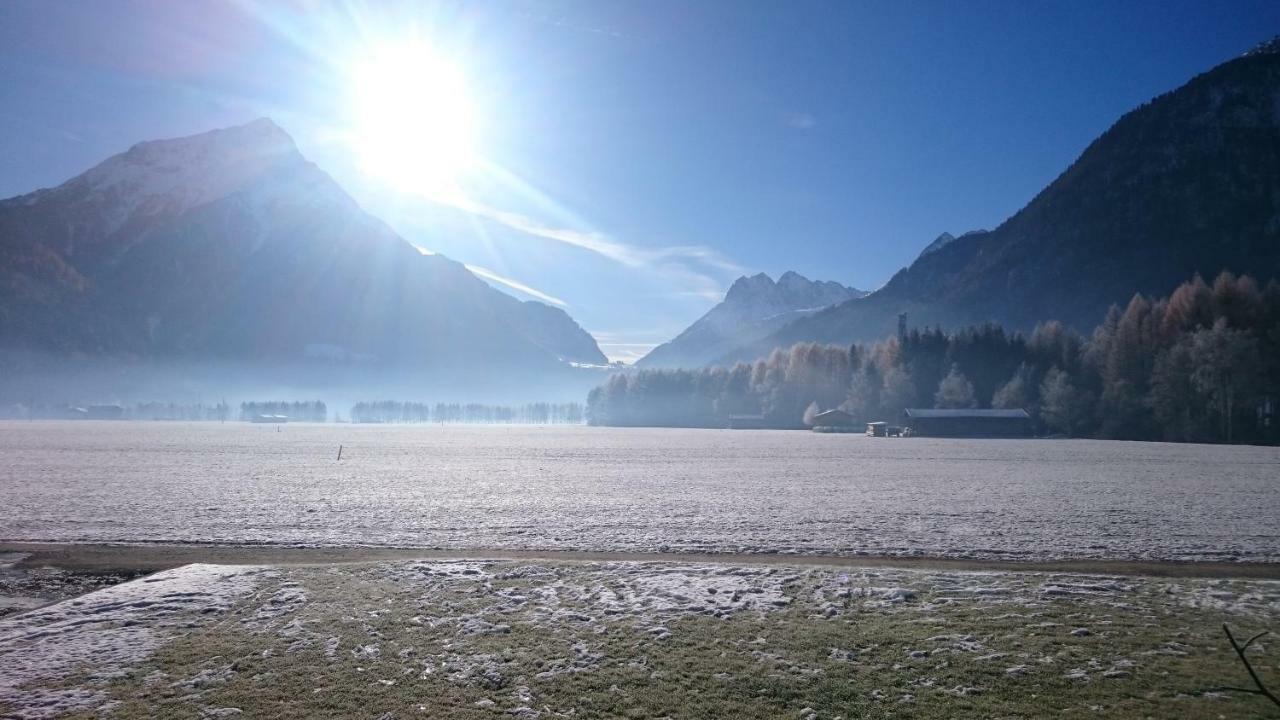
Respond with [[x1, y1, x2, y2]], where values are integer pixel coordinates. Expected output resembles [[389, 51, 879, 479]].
[[713, 38, 1280, 365], [8, 36, 1280, 396], [637, 271, 864, 368], [0, 119, 607, 400]]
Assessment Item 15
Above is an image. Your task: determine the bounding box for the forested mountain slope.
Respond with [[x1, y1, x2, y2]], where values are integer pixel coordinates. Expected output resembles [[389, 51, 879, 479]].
[[722, 40, 1280, 364]]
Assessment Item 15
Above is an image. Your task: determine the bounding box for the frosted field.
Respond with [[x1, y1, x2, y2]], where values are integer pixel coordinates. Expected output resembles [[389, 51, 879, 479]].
[[2, 421, 1279, 562], [4, 559, 1280, 718]]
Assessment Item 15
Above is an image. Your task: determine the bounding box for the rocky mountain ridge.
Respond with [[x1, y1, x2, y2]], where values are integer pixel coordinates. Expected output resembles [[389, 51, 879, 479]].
[[638, 271, 864, 368]]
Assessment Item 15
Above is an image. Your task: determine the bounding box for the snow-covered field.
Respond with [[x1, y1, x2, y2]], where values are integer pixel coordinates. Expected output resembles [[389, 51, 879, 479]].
[[2, 421, 1278, 562]]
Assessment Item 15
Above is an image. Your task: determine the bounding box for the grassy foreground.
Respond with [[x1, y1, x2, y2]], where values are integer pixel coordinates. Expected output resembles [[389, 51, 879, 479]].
[[10, 559, 1280, 719]]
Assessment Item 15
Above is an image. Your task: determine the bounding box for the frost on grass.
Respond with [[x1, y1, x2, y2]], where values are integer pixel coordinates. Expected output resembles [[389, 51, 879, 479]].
[[377, 560, 797, 629], [0, 564, 265, 718], [4, 559, 1280, 718], [1167, 578, 1280, 616]]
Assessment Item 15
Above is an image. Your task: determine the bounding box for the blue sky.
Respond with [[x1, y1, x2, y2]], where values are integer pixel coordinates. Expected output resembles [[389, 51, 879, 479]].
[[2, 1, 1278, 361]]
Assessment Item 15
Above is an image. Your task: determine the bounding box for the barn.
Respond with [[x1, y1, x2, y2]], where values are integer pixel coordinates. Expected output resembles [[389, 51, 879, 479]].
[[810, 409, 855, 427], [806, 409, 856, 433], [902, 408, 1032, 438], [727, 414, 768, 429]]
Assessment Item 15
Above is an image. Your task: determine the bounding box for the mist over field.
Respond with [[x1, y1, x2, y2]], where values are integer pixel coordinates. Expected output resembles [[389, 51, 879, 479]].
[[0, 351, 607, 412]]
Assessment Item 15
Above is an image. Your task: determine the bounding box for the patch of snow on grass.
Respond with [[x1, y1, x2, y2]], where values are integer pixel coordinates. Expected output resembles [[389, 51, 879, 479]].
[[620, 565, 790, 617], [1170, 579, 1280, 616], [0, 564, 264, 719]]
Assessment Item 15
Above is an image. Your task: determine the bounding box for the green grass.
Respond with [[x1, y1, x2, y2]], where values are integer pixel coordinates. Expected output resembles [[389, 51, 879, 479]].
[[33, 561, 1280, 719]]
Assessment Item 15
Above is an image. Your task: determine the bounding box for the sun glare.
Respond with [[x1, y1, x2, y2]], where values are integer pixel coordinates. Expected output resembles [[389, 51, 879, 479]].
[[347, 43, 476, 194]]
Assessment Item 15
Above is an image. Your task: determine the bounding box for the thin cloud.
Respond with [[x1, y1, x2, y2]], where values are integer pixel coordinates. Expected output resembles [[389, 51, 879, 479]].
[[514, 10, 630, 39], [669, 288, 729, 301], [464, 264, 568, 307], [785, 112, 817, 130], [410, 243, 568, 307], [437, 194, 742, 301]]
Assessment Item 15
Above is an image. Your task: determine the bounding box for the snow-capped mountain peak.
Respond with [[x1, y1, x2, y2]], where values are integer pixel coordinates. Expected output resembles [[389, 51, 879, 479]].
[[0, 119, 610, 376], [0, 119, 350, 258], [916, 229, 989, 261], [75, 118, 302, 220], [638, 272, 866, 368], [1244, 35, 1280, 57]]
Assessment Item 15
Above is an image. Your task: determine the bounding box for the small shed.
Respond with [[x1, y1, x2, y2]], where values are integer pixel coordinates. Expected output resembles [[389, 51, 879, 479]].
[[865, 421, 903, 437], [728, 414, 767, 430], [902, 408, 1032, 438]]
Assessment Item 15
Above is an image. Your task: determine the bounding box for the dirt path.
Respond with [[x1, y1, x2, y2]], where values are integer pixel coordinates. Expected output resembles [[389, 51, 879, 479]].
[[4, 541, 1279, 579]]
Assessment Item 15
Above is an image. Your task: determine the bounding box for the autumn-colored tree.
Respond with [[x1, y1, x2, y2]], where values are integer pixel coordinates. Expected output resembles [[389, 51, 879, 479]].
[[1040, 367, 1095, 437], [992, 363, 1036, 412]]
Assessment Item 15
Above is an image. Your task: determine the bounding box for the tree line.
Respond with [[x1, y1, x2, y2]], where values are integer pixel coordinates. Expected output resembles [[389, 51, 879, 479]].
[[240, 400, 328, 422], [127, 401, 232, 421], [349, 401, 585, 425], [587, 273, 1280, 444], [1, 401, 232, 421]]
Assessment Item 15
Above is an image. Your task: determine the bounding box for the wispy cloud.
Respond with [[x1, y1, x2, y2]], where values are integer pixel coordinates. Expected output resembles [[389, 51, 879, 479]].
[[589, 330, 677, 364], [436, 193, 740, 302], [410, 242, 567, 306], [785, 112, 817, 130], [514, 10, 630, 40], [464, 264, 568, 307]]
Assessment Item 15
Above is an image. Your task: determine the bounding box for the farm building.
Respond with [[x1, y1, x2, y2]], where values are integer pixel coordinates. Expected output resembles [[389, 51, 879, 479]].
[[727, 414, 768, 429], [809, 409, 858, 433], [902, 408, 1032, 438], [810, 409, 854, 427]]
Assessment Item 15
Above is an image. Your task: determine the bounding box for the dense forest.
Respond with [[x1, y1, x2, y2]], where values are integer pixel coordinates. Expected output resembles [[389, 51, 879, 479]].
[[349, 401, 585, 425], [587, 273, 1280, 445]]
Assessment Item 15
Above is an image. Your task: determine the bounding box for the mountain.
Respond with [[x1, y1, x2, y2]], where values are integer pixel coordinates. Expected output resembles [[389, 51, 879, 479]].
[[721, 38, 1280, 363], [0, 119, 607, 398], [637, 271, 865, 368], [916, 232, 956, 259], [914, 230, 988, 261]]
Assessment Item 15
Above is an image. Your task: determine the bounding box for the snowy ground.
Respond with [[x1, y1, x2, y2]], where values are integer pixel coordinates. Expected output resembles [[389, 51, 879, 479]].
[[0, 564, 266, 718], [2, 422, 1279, 562], [1, 559, 1278, 718]]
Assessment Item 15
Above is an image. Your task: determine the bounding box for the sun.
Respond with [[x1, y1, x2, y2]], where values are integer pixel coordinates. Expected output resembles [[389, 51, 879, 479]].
[[347, 42, 477, 194]]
